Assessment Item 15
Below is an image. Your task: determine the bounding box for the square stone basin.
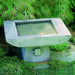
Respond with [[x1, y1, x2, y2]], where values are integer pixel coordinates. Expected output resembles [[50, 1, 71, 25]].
[[4, 18, 71, 47], [16, 21, 57, 36]]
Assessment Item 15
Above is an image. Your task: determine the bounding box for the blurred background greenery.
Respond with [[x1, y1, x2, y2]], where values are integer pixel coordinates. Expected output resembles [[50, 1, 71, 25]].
[[0, 0, 75, 74], [0, 0, 75, 26]]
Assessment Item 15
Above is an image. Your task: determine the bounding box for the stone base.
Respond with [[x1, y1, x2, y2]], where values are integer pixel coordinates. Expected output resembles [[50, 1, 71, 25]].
[[34, 64, 49, 69], [34, 62, 49, 69], [21, 46, 50, 62]]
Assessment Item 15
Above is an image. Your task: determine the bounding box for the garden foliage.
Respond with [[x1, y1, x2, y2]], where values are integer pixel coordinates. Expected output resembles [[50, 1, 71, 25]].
[[0, 47, 6, 57], [69, 0, 75, 31], [0, 56, 75, 75], [50, 42, 71, 51], [0, 0, 74, 26], [0, 56, 36, 75], [0, 0, 75, 74], [70, 36, 75, 45], [36, 60, 75, 75]]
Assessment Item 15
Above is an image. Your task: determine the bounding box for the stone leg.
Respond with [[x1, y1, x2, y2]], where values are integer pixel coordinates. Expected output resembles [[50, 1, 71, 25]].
[[21, 46, 50, 62]]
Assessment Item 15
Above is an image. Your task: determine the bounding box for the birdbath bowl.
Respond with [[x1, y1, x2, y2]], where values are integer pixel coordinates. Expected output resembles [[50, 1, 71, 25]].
[[4, 18, 71, 63]]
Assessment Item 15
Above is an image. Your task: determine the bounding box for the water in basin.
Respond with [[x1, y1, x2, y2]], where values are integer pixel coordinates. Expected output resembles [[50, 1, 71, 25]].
[[16, 21, 57, 36]]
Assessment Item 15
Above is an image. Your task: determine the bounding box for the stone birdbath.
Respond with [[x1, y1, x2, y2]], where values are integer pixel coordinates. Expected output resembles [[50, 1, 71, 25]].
[[4, 18, 71, 68]]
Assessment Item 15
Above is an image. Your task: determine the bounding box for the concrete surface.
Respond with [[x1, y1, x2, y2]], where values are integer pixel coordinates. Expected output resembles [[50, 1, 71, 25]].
[[22, 46, 50, 62], [50, 41, 75, 62], [4, 18, 71, 47]]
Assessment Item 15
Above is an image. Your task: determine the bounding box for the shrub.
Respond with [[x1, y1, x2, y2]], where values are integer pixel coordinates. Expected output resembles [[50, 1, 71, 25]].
[[0, 0, 74, 26], [69, 36, 75, 45], [0, 63, 23, 75], [0, 0, 34, 26], [49, 42, 71, 51], [49, 60, 69, 70], [0, 56, 20, 67], [0, 56, 36, 75], [32, 0, 74, 26], [71, 25, 75, 31], [0, 47, 6, 57], [70, 0, 75, 8], [70, 61, 75, 65]]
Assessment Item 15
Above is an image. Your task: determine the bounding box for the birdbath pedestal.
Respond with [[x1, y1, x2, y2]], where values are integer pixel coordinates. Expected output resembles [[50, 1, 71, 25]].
[[4, 18, 71, 69]]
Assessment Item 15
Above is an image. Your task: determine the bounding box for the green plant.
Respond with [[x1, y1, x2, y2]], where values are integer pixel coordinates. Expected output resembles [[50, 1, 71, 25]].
[[48, 60, 69, 74], [32, 0, 74, 26], [0, 56, 19, 67], [69, 36, 75, 45], [0, 0, 74, 26], [0, 47, 6, 57], [70, 61, 75, 65], [49, 60, 68, 69], [49, 42, 71, 51], [0, 56, 36, 75], [36, 69, 52, 75], [40, 60, 75, 75], [69, 61, 75, 74], [0, 63, 23, 75], [0, 0, 34, 26], [49, 60, 58, 70], [20, 61, 36, 75], [71, 25, 75, 31], [56, 61, 69, 69], [70, 0, 75, 8]]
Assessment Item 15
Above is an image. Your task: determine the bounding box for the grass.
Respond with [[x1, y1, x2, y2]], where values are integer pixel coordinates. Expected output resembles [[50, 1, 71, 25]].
[[34, 61, 75, 75], [35, 60, 75, 75], [0, 24, 75, 75], [69, 36, 75, 45], [0, 54, 75, 75], [49, 42, 71, 51], [0, 0, 74, 26]]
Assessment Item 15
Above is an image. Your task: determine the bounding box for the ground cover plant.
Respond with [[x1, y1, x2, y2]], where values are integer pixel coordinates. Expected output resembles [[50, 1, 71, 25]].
[[49, 42, 71, 51], [70, 36, 75, 45], [0, 56, 36, 75], [0, 46, 6, 57], [0, 54, 75, 75], [35, 60, 75, 75], [69, 0, 75, 31]]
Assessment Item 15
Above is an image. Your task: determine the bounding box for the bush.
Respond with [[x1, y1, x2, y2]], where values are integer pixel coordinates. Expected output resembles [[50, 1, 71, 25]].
[[69, 36, 75, 45], [0, 0, 34, 26], [71, 25, 75, 31], [32, 0, 74, 26], [0, 47, 6, 57], [70, 0, 75, 8], [0, 63, 23, 75], [0, 0, 74, 26], [0, 56, 36, 75], [49, 42, 71, 51], [49, 60, 69, 70]]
